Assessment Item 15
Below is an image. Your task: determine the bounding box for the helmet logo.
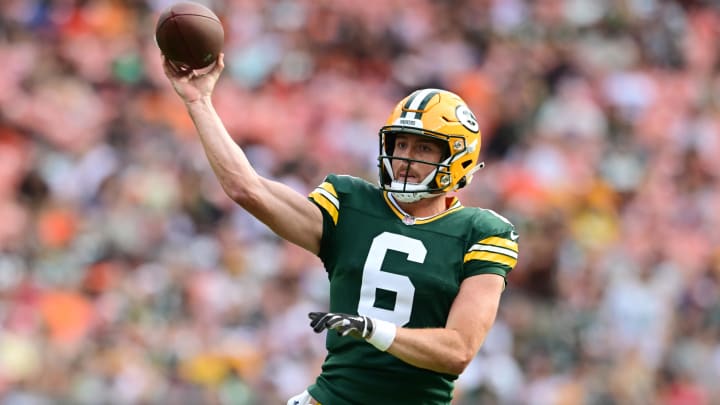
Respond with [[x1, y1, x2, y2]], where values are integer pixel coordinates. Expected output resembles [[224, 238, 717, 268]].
[[455, 105, 479, 133]]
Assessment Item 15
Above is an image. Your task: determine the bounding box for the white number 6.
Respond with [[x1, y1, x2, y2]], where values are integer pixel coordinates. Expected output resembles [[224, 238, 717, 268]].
[[358, 232, 426, 325]]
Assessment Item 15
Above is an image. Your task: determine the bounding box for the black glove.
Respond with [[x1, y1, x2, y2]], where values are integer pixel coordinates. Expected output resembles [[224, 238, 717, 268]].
[[308, 312, 375, 339]]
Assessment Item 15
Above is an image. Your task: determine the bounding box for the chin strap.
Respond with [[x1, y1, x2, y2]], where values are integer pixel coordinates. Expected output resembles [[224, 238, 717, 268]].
[[391, 190, 433, 203], [467, 162, 485, 178], [388, 179, 433, 203], [455, 162, 485, 190]]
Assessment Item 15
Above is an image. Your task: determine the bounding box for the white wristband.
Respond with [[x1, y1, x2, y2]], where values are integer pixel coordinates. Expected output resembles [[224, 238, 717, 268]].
[[366, 319, 396, 351]]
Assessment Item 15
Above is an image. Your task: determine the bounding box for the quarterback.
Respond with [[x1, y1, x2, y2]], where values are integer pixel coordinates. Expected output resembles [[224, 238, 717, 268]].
[[163, 54, 519, 404]]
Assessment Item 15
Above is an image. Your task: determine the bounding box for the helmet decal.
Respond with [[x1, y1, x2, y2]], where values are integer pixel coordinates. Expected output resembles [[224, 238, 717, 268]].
[[400, 89, 440, 120], [455, 105, 479, 133]]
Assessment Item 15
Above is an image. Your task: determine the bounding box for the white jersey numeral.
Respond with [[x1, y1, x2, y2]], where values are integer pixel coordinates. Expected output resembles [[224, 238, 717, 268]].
[[358, 232, 425, 326]]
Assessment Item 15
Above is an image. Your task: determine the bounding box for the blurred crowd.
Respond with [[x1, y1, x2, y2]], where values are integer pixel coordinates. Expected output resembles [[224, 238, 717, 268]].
[[1, 0, 719, 404]]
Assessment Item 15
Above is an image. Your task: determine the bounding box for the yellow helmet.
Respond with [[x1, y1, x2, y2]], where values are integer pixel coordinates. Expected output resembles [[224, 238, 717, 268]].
[[379, 88, 483, 203]]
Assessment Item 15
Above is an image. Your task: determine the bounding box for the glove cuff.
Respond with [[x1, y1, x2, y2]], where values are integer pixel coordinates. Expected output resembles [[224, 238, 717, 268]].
[[366, 319, 396, 351]]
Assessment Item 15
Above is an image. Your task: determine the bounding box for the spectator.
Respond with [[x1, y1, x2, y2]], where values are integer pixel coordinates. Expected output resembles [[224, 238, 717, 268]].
[[0, 0, 719, 403]]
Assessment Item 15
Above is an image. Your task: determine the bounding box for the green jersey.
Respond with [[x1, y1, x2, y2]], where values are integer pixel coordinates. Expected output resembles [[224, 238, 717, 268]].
[[306, 174, 519, 405]]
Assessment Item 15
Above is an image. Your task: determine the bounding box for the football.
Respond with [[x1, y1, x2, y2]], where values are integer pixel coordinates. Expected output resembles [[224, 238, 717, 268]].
[[155, 2, 224, 71]]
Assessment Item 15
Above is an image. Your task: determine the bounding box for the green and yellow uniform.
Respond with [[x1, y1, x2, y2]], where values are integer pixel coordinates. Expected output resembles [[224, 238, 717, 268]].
[[307, 174, 519, 405]]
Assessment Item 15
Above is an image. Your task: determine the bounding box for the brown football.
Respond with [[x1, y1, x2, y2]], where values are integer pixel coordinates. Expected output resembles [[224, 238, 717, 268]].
[[155, 2, 224, 70]]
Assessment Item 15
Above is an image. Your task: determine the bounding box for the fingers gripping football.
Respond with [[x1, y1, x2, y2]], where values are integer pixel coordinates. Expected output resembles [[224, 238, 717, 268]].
[[308, 312, 375, 338]]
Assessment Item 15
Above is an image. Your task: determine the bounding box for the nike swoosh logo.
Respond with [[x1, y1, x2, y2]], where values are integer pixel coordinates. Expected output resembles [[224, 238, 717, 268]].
[[510, 231, 519, 241]]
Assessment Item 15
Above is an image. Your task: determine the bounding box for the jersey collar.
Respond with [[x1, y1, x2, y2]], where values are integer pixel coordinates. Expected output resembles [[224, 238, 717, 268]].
[[383, 192, 463, 225]]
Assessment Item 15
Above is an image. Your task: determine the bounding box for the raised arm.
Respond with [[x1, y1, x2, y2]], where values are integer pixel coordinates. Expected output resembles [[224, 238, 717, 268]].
[[163, 54, 323, 254]]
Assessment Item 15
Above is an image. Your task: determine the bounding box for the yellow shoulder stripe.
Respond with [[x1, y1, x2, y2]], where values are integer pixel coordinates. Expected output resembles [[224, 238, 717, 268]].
[[309, 182, 339, 225], [464, 251, 517, 268], [477, 236, 518, 252], [464, 235, 519, 268], [318, 181, 338, 198]]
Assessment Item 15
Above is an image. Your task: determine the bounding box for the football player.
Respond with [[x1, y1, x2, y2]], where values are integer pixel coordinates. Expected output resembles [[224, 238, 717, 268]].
[[163, 54, 519, 405]]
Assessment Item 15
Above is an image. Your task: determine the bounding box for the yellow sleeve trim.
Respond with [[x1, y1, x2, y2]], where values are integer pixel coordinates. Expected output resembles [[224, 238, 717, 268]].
[[319, 181, 338, 198], [477, 236, 518, 252], [464, 251, 517, 268], [309, 186, 339, 225]]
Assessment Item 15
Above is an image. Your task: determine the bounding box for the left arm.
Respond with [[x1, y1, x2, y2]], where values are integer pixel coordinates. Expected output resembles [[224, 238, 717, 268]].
[[387, 273, 505, 375], [310, 273, 505, 376]]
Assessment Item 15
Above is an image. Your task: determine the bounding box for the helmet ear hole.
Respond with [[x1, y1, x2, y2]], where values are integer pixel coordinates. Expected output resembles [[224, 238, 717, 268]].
[[461, 160, 472, 169]]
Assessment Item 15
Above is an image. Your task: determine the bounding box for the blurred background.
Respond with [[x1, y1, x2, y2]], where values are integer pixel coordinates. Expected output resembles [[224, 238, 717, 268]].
[[1, 0, 719, 404]]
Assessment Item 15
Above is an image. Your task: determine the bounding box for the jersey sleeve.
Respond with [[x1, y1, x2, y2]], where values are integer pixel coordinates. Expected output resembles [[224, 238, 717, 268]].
[[309, 176, 340, 226], [307, 174, 344, 262], [463, 211, 519, 281]]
